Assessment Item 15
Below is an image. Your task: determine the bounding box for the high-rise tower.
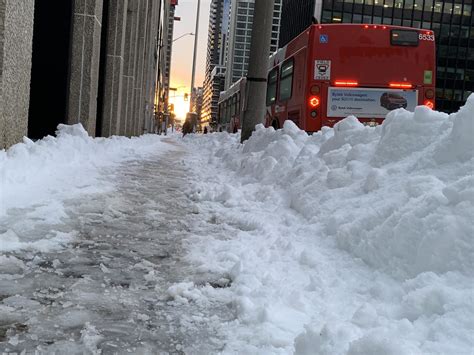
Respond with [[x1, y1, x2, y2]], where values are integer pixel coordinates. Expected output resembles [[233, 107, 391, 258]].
[[224, 0, 282, 89], [201, 0, 230, 128]]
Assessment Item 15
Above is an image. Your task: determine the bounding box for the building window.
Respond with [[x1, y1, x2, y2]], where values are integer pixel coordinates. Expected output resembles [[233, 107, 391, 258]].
[[322, 10, 332, 22], [463, 4, 472, 16], [424, 0, 433, 11], [279, 59, 294, 101], [434, 1, 443, 13], [394, 0, 404, 8]]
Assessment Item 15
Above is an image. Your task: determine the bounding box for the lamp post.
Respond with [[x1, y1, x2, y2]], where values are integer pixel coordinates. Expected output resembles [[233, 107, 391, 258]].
[[173, 32, 194, 42]]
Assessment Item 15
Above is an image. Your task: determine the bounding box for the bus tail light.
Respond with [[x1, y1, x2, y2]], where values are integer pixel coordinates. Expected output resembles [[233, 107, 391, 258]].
[[309, 96, 320, 108], [425, 89, 434, 99], [424, 100, 434, 109], [334, 80, 358, 87], [310, 85, 320, 94], [389, 82, 413, 89]]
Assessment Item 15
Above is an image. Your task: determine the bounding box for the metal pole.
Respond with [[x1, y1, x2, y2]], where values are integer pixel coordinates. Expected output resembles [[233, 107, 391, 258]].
[[173, 32, 194, 42], [241, 0, 275, 143], [189, 0, 201, 114]]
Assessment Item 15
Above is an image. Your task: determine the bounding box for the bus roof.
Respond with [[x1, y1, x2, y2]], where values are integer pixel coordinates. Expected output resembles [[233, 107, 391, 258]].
[[218, 77, 247, 104]]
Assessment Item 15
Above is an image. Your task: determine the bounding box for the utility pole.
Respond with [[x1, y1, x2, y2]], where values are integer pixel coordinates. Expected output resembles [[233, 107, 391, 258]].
[[189, 0, 201, 119], [241, 0, 275, 143]]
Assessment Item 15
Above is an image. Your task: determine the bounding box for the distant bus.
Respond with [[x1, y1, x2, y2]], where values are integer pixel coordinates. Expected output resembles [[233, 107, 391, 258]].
[[266, 24, 436, 132], [217, 77, 246, 133]]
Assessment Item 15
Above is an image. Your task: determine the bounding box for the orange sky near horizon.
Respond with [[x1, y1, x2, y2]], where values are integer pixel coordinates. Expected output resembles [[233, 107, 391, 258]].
[[169, 0, 211, 120]]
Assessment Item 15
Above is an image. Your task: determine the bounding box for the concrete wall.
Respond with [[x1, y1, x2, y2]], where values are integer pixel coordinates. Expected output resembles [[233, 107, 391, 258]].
[[119, 0, 140, 136], [66, 0, 104, 136], [100, 0, 128, 137], [0, 0, 35, 149]]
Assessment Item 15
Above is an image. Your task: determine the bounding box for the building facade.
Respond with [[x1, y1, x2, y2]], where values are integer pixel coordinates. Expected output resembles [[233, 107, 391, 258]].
[[201, 0, 229, 128], [278, 0, 473, 113], [224, 0, 282, 89], [191, 86, 204, 123], [157, 0, 178, 121], [1, 0, 166, 149]]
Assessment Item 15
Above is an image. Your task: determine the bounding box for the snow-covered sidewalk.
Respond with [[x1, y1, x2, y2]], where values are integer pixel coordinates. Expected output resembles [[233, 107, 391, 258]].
[[0, 130, 230, 353]]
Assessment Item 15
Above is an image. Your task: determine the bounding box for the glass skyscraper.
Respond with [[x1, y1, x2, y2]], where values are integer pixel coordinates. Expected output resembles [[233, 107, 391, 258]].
[[225, 0, 282, 89], [279, 0, 473, 113]]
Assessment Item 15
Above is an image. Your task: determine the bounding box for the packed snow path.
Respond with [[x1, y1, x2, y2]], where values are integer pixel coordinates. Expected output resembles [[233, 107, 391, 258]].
[[0, 141, 231, 354]]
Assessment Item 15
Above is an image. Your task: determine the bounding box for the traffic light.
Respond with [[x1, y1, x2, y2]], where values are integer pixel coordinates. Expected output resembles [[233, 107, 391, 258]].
[[184, 93, 188, 101]]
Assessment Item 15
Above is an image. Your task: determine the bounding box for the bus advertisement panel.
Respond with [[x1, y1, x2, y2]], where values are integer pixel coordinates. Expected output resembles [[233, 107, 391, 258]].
[[327, 87, 418, 118]]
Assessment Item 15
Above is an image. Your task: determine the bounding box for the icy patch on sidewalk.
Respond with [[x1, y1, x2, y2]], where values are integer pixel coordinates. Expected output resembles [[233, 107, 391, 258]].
[[0, 230, 76, 253], [182, 97, 474, 354], [0, 124, 170, 252]]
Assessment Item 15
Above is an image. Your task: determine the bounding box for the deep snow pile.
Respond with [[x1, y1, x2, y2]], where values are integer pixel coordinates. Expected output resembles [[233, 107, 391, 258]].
[[182, 96, 474, 354], [0, 124, 169, 252]]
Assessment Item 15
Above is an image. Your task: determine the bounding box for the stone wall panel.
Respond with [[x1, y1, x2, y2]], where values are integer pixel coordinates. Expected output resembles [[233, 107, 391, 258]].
[[0, 0, 35, 149]]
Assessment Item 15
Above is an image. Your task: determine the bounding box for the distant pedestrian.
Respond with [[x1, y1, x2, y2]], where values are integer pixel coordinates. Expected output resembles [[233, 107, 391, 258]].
[[182, 118, 192, 137], [203, 126, 208, 134]]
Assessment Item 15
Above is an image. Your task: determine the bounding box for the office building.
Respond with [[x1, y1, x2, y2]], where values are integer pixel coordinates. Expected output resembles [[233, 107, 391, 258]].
[[279, 0, 473, 113], [202, 0, 230, 128], [1, 0, 164, 149], [224, 0, 282, 89], [191, 87, 204, 122], [158, 0, 179, 119]]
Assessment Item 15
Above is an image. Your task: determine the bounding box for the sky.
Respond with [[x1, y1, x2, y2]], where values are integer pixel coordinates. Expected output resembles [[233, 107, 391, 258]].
[[169, 0, 211, 120]]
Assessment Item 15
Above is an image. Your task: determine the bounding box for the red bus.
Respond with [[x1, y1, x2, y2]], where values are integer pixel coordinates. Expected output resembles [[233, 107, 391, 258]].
[[218, 77, 246, 133], [265, 24, 436, 132]]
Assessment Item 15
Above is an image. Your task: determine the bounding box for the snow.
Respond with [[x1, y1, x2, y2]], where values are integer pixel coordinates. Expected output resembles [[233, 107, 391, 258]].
[[1, 96, 473, 354], [0, 124, 170, 252], [181, 96, 474, 353]]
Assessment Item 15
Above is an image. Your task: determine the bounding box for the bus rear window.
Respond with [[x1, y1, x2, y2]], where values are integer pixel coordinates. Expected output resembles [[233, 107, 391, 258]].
[[391, 30, 419, 46]]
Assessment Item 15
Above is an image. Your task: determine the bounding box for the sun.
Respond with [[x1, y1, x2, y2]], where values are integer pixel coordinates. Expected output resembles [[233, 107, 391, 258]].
[[170, 95, 188, 122], [168, 86, 191, 124]]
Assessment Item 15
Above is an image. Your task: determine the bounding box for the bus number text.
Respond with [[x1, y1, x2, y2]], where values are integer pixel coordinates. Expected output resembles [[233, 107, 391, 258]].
[[419, 33, 435, 41]]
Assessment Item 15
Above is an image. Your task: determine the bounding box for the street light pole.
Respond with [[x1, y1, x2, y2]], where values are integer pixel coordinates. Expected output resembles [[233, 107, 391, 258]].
[[189, 0, 201, 117], [173, 32, 194, 42]]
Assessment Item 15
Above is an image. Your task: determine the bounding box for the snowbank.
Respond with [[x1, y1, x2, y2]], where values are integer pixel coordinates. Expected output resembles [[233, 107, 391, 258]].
[[203, 98, 473, 279], [0, 124, 170, 252], [183, 96, 474, 354]]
